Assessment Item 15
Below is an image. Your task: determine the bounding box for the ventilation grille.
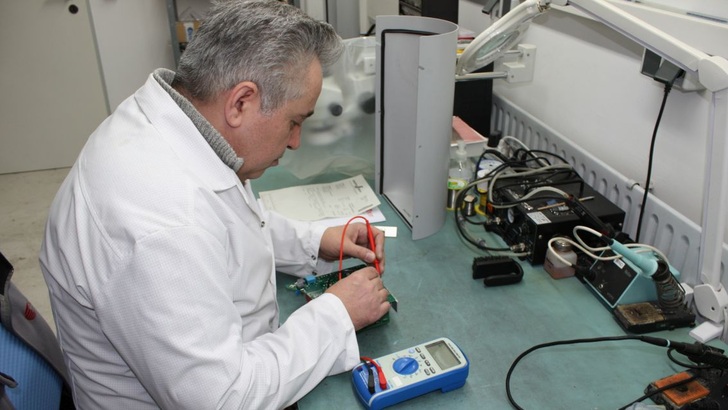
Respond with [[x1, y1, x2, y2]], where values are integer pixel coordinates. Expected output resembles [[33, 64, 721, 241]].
[[491, 94, 727, 288]]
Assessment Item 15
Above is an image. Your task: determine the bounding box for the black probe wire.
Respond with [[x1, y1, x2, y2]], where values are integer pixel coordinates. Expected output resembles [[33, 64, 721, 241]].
[[634, 83, 672, 242], [666, 348, 714, 370], [505, 335, 710, 410], [506, 335, 636, 410], [513, 148, 552, 166], [515, 149, 570, 166]]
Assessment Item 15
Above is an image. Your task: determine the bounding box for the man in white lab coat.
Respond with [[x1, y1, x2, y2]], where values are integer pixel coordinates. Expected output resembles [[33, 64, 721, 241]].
[[39, 1, 390, 409]]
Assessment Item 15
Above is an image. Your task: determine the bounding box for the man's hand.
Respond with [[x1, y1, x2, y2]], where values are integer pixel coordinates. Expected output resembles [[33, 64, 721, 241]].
[[325, 266, 390, 330], [319, 223, 386, 272]]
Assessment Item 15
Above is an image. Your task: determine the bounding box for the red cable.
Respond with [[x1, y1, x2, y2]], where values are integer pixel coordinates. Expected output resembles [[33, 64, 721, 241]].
[[360, 356, 388, 390], [338, 216, 381, 280]]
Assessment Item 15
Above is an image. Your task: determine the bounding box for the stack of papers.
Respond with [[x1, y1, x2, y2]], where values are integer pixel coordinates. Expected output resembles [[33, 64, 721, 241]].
[[258, 175, 385, 227]]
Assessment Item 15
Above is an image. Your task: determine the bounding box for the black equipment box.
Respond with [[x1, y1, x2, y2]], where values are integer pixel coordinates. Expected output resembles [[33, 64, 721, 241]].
[[488, 175, 625, 264]]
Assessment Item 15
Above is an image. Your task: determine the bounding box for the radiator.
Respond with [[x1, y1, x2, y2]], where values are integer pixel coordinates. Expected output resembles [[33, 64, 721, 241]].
[[491, 93, 728, 291]]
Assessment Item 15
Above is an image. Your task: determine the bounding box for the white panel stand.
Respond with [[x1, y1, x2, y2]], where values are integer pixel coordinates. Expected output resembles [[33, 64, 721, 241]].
[[374, 16, 458, 240]]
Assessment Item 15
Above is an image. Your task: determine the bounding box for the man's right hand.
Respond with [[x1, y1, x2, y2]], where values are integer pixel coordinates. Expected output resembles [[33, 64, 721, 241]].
[[325, 266, 390, 331]]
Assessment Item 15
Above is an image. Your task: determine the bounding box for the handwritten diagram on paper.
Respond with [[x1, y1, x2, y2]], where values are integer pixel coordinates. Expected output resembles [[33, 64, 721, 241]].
[[258, 175, 381, 221]]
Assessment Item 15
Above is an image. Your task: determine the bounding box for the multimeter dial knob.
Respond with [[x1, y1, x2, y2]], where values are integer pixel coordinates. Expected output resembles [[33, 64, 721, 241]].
[[392, 357, 419, 375]]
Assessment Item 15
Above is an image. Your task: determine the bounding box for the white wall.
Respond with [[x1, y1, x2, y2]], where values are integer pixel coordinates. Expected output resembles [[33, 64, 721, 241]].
[[457, 0, 728, 236], [174, 0, 211, 20], [0, 0, 109, 174], [459, 0, 494, 33], [89, 0, 176, 110]]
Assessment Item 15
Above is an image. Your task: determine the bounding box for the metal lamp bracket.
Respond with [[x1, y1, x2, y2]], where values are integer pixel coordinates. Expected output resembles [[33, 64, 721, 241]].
[[497, 44, 537, 83]]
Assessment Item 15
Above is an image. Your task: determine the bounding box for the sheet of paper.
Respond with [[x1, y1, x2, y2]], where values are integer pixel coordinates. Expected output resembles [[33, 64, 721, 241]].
[[258, 175, 381, 221], [374, 225, 398, 238], [311, 207, 386, 229]]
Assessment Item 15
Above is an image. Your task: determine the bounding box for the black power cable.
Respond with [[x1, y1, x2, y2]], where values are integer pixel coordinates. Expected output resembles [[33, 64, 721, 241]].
[[505, 335, 728, 409], [634, 84, 671, 242], [634, 67, 684, 241]]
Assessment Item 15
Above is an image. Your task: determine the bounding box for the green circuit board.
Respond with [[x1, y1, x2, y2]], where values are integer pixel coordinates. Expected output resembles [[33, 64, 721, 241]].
[[287, 264, 397, 330]]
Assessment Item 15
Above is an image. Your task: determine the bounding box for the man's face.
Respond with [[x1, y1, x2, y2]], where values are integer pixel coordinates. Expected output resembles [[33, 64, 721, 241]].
[[233, 60, 322, 181]]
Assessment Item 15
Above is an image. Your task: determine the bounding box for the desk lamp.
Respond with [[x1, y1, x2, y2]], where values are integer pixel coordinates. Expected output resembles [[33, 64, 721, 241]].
[[458, 0, 728, 342]]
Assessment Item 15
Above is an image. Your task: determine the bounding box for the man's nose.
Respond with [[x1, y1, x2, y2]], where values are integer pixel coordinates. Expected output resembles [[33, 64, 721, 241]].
[[287, 128, 302, 150]]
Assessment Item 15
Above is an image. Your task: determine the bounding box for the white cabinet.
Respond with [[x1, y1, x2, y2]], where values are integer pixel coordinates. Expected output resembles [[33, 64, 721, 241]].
[[0, 0, 175, 174], [90, 0, 175, 110], [0, 1, 108, 174]]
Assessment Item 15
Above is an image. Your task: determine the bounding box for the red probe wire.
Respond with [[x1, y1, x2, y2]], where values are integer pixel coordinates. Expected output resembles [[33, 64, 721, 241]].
[[338, 216, 381, 279], [360, 356, 388, 390]]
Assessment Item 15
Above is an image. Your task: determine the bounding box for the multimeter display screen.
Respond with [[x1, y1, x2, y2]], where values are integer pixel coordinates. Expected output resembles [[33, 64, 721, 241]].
[[425, 341, 460, 370]]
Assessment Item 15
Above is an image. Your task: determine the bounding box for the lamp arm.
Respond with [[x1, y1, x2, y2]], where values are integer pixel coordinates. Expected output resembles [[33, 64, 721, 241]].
[[547, 0, 728, 92]]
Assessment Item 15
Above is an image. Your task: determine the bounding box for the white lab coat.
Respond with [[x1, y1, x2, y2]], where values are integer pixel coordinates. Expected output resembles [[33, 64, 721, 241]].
[[39, 71, 359, 409]]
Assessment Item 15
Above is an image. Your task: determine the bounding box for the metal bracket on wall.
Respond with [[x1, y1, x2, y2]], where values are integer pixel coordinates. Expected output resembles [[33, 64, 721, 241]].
[[497, 44, 537, 83]]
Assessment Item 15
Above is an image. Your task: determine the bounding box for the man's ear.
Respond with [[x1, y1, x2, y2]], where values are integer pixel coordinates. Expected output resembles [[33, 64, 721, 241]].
[[225, 81, 259, 128]]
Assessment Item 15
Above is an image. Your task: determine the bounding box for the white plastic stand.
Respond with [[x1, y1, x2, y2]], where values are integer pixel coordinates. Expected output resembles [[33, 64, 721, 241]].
[[374, 16, 458, 240]]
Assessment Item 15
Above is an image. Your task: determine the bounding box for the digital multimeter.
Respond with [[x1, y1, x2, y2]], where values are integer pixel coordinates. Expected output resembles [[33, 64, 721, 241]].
[[351, 337, 469, 410]]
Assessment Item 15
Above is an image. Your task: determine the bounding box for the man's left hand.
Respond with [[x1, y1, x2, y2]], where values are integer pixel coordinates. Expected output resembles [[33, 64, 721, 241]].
[[319, 223, 385, 272]]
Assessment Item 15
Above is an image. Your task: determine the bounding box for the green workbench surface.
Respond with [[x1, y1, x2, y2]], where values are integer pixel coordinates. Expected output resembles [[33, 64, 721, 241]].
[[255, 167, 706, 410]]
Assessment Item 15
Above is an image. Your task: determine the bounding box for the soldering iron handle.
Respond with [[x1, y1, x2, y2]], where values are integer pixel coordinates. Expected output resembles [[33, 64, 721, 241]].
[[640, 336, 728, 369], [565, 196, 615, 238], [682, 343, 728, 369]]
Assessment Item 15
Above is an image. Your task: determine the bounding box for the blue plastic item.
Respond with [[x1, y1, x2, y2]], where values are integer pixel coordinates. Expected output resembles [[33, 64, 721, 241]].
[[0, 324, 63, 409], [352, 337, 469, 410]]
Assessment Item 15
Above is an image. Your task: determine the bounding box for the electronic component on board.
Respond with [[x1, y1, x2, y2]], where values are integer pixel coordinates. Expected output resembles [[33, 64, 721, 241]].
[[287, 264, 398, 330]]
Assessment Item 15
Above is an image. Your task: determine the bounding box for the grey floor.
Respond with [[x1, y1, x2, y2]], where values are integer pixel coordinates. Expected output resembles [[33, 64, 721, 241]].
[[1, 167, 70, 333]]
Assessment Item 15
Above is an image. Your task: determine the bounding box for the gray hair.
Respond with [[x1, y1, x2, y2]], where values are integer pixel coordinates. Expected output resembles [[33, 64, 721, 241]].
[[173, 0, 343, 113]]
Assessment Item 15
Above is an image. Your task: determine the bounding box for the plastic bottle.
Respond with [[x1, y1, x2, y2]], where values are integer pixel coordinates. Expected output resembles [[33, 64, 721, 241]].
[[446, 140, 475, 210], [449, 140, 474, 182], [544, 238, 578, 279]]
